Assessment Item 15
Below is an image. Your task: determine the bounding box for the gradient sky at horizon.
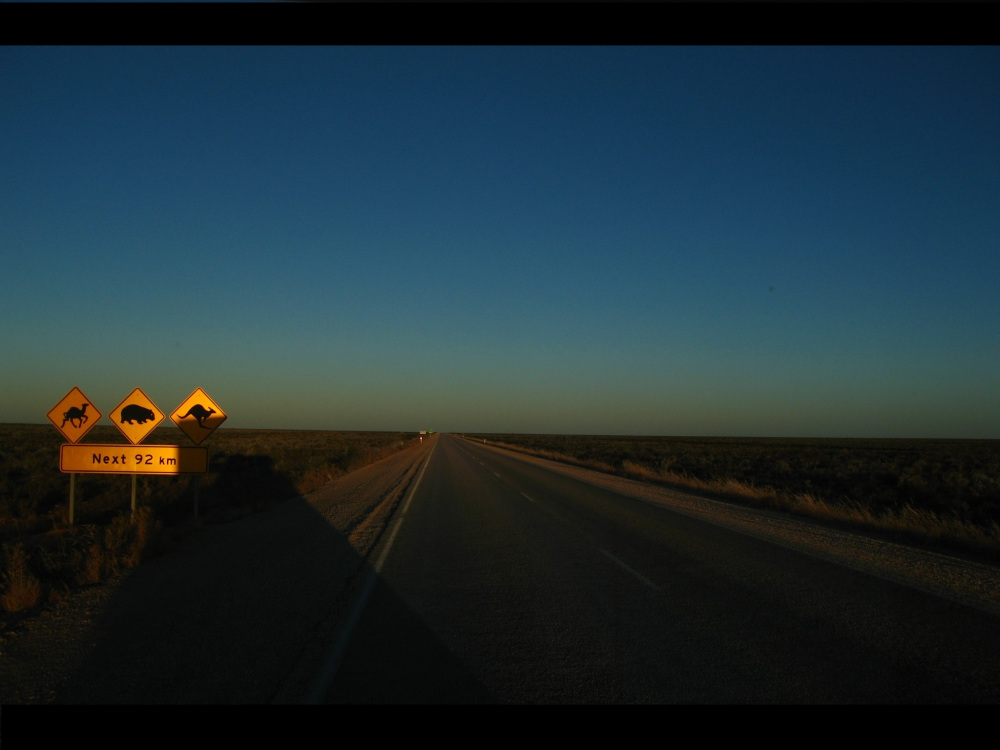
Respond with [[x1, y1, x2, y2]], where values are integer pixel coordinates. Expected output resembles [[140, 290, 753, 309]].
[[3, 46, 998, 438]]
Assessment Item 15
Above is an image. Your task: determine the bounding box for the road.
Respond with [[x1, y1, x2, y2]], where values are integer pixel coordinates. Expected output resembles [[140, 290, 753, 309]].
[[308, 433, 1000, 704], [4, 432, 1000, 705]]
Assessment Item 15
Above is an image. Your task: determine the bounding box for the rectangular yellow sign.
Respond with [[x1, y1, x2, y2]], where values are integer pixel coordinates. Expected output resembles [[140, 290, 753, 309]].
[[60, 444, 208, 475]]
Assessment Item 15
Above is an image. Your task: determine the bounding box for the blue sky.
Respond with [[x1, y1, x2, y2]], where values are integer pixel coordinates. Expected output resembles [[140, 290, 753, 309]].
[[3, 46, 998, 438]]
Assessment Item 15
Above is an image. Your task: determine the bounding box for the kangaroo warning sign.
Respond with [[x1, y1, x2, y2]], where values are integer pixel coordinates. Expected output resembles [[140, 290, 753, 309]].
[[110, 387, 164, 444], [171, 388, 226, 445], [48, 387, 102, 443]]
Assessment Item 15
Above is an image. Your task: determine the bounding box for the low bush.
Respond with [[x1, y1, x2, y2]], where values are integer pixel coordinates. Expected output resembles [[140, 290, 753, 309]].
[[0, 544, 43, 613]]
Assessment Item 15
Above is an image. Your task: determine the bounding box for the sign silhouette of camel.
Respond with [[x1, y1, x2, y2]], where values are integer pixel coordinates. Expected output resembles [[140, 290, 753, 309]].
[[177, 403, 216, 429], [61, 403, 90, 429]]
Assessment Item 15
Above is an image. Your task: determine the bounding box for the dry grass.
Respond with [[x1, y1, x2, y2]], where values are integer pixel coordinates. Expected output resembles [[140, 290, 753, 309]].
[[0, 509, 166, 613], [88, 507, 163, 581], [1, 544, 43, 613], [79, 542, 105, 587], [488, 437, 1000, 561]]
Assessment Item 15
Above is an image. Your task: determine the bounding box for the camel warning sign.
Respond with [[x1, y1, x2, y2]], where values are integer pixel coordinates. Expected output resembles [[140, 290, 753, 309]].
[[110, 388, 164, 444], [171, 388, 227, 445], [48, 387, 102, 443]]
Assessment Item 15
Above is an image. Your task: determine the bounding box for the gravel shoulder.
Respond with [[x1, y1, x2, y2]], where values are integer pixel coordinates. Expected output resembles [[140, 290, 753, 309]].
[[0, 438, 435, 705], [475, 439, 1000, 619]]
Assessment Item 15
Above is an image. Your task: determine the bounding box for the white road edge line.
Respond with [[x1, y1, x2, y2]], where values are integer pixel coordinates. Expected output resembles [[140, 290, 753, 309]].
[[600, 548, 662, 592], [306, 440, 437, 704]]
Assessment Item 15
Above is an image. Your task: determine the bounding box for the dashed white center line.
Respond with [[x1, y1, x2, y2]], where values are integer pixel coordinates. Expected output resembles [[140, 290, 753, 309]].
[[600, 548, 661, 591], [520, 492, 534, 502]]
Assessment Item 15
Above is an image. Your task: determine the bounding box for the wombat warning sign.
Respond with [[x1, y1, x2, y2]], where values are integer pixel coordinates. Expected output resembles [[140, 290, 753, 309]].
[[110, 387, 164, 444]]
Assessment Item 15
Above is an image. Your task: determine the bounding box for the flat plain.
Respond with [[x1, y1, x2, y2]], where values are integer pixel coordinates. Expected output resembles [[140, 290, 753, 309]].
[[464, 433, 1000, 561]]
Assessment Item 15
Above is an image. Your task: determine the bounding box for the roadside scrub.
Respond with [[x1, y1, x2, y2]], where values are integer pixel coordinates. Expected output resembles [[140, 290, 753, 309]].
[[1, 425, 420, 615], [474, 435, 1000, 562]]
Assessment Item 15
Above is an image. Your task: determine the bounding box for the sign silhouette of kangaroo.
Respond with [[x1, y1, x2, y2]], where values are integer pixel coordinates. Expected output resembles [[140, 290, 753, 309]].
[[177, 403, 216, 429]]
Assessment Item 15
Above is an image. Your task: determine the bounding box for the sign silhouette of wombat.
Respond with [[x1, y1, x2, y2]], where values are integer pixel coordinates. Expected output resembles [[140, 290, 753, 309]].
[[61, 403, 90, 429], [120, 404, 156, 424], [178, 403, 216, 429]]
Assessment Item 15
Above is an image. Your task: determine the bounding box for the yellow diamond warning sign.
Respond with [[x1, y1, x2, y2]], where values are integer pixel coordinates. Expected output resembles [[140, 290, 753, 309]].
[[48, 387, 102, 443], [171, 388, 227, 445], [110, 388, 164, 444]]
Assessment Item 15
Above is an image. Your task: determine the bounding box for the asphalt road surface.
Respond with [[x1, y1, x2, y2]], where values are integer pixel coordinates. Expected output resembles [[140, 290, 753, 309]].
[[309, 434, 1000, 704]]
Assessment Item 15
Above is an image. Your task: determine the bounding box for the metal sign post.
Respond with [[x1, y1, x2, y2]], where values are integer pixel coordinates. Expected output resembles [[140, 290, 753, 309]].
[[109, 388, 164, 519], [171, 388, 225, 521], [48, 387, 102, 527]]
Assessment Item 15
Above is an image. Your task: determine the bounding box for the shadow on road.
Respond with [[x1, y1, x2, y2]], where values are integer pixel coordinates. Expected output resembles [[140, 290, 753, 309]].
[[45, 442, 493, 704]]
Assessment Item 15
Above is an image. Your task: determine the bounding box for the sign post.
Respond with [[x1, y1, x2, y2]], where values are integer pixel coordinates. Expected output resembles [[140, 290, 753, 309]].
[[171, 388, 226, 521], [109, 388, 165, 518], [47, 387, 102, 525]]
